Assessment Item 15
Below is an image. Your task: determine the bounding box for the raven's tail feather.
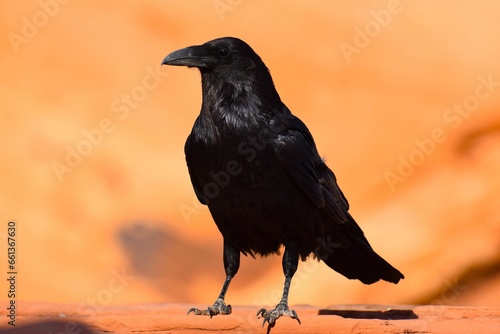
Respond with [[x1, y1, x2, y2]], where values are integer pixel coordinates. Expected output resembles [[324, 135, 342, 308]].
[[321, 236, 404, 284]]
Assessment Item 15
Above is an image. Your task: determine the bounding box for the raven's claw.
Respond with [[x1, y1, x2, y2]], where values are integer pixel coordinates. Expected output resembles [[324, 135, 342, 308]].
[[257, 303, 301, 333], [187, 298, 232, 318]]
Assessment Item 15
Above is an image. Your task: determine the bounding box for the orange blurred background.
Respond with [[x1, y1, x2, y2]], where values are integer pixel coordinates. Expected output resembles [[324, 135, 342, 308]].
[[1, 1, 500, 309]]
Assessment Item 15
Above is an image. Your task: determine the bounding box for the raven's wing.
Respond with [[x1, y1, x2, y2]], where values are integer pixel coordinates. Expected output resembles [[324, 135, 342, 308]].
[[274, 114, 365, 234], [274, 114, 405, 282], [184, 133, 210, 205]]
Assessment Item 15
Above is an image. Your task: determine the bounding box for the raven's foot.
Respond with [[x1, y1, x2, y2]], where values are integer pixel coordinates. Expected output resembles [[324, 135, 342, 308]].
[[187, 298, 232, 318], [257, 303, 301, 332]]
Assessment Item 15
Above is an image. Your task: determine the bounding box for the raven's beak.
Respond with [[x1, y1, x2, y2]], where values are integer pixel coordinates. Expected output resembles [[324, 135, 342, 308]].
[[161, 45, 214, 68]]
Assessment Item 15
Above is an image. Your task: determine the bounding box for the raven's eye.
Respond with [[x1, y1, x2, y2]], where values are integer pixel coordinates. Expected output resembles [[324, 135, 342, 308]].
[[218, 48, 230, 58]]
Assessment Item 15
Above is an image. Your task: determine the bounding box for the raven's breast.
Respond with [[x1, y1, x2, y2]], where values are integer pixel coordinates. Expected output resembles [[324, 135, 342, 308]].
[[185, 114, 322, 256]]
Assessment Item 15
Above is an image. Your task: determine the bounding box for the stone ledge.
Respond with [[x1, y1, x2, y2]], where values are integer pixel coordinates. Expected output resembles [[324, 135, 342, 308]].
[[1, 302, 499, 333]]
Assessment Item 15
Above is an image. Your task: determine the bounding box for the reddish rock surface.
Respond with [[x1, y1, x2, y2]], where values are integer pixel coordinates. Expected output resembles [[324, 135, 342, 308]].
[[1, 0, 500, 313], [1, 302, 500, 334]]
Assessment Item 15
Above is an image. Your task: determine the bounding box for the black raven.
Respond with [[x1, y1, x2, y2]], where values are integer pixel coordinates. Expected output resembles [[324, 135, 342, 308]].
[[161, 37, 404, 330]]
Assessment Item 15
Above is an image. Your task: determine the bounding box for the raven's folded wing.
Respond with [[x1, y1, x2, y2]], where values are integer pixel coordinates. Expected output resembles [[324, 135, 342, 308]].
[[274, 116, 366, 236]]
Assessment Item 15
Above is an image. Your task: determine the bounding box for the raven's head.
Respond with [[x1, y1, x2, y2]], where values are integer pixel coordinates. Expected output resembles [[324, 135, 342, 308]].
[[162, 37, 261, 71], [162, 37, 281, 108], [163, 37, 276, 85]]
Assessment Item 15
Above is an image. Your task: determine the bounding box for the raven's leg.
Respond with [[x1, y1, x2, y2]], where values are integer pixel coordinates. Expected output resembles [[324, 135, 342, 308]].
[[188, 239, 240, 317], [257, 241, 301, 330]]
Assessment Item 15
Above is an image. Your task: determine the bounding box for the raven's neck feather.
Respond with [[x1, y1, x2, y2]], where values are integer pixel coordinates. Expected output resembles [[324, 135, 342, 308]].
[[200, 71, 281, 125]]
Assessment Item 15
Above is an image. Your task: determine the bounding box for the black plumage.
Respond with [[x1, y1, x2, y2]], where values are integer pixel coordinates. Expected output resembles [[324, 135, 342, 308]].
[[162, 37, 403, 330]]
